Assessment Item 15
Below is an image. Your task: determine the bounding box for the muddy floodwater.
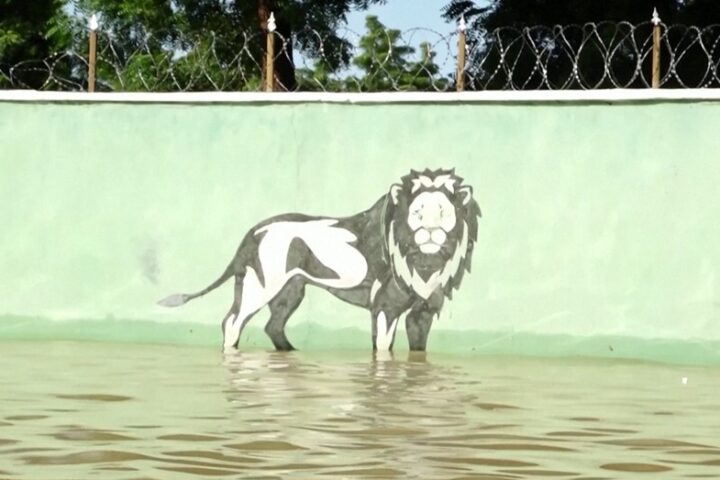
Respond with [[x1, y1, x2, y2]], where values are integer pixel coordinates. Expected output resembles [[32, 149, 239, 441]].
[[1, 341, 719, 479]]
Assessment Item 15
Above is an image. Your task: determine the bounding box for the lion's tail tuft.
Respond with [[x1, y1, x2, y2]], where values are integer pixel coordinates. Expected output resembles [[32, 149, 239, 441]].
[[157, 294, 191, 308]]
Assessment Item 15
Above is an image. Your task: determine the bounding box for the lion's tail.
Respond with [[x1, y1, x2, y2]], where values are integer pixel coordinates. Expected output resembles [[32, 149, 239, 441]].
[[157, 263, 234, 308]]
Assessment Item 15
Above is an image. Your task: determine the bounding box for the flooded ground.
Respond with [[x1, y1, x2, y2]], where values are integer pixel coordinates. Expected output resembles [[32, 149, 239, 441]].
[[1, 341, 719, 479]]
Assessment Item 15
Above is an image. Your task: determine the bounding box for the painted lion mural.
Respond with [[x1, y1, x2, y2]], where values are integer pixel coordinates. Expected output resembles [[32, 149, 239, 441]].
[[159, 168, 481, 352]]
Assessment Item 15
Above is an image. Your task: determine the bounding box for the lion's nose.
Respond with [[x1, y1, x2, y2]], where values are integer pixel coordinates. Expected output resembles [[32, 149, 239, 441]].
[[421, 209, 443, 229], [415, 228, 446, 246], [430, 229, 446, 245]]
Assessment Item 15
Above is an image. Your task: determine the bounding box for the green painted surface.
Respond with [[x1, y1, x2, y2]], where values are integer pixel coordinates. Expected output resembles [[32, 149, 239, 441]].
[[2, 316, 720, 366], [1, 100, 719, 363]]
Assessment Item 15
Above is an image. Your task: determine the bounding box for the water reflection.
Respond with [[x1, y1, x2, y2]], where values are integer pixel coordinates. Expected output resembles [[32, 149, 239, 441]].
[[221, 350, 470, 427], [1, 342, 720, 479]]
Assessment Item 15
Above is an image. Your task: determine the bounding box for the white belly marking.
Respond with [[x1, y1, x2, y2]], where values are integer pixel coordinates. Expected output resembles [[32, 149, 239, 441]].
[[256, 219, 368, 290]]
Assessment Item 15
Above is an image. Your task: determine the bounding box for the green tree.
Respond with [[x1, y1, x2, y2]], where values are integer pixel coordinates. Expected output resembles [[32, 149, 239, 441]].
[[317, 15, 447, 91], [71, 0, 386, 91], [0, 0, 70, 88], [443, 0, 720, 89], [296, 60, 347, 91]]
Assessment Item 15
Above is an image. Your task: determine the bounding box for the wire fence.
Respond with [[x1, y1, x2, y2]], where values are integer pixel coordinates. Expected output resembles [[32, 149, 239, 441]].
[[2, 21, 720, 92]]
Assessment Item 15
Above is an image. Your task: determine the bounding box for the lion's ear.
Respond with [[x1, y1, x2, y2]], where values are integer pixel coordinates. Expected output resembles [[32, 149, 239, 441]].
[[458, 185, 473, 206], [390, 184, 403, 205]]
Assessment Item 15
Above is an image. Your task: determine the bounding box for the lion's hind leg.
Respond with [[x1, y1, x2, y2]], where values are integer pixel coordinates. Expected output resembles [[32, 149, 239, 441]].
[[265, 277, 305, 351], [222, 267, 268, 351], [221, 305, 239, 348]]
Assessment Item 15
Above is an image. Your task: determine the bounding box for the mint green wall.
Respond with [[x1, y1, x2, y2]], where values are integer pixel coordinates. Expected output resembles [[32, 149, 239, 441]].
[[1, 100, 720, 359]]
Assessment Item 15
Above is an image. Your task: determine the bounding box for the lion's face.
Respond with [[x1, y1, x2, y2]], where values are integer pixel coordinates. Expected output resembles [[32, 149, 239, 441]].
[[407, 190, 457, 254], [390, 171, 472, 256], [386, 169, 481, 299]]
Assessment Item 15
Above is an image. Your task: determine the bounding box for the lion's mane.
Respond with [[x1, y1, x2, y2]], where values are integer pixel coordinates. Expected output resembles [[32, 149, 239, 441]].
[[384, 168, 481, 300]]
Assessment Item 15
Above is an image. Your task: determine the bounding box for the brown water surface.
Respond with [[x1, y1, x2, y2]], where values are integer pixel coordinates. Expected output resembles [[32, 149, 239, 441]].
[[1, 341, 719, 479]]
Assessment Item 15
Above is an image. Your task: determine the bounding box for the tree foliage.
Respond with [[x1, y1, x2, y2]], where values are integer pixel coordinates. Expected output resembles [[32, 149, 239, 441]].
[[5, 0, 720, 91], [351, 16, 446, 91], [298, 16, 447, 91], [1, 0, 390, 90], [443, 0, 720, 31], [67, 0, 387, 91], [442, 0, 720, 89], [0, 0, 68, 88]]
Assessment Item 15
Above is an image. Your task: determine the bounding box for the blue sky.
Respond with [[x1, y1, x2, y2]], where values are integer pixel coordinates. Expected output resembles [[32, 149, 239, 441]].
[[340, 1, 462, 77], [346, 1, 454, 35]]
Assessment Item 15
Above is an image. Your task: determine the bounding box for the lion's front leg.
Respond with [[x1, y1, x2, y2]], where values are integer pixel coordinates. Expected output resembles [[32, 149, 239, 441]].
[[405, 309, 436, 351], [405, 291, 444, 351], [370, 281, 412, 352]]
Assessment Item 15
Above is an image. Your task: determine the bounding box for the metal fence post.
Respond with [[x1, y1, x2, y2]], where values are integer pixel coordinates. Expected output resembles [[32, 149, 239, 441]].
[[265, 12, 276, 92], [88, 14, 98, 93], [456, 15, 466, 92], [651, 8, 661, 88]]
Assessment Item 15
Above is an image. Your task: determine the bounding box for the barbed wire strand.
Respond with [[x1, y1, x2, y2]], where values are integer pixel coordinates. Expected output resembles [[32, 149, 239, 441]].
[[2, 21, 720, 92]]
